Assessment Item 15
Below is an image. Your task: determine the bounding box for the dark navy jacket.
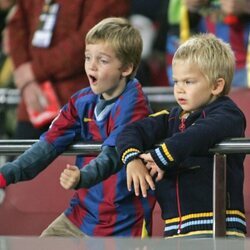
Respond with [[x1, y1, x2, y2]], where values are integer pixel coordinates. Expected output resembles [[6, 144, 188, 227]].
[[117, 96, 247, 237]]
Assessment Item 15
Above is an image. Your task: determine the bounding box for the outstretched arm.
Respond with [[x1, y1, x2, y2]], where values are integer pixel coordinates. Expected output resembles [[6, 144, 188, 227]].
[[0, 140, 59, 187]]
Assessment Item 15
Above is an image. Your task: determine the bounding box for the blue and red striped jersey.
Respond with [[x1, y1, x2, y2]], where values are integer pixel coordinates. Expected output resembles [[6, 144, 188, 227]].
[[41, 79, 156, 237]]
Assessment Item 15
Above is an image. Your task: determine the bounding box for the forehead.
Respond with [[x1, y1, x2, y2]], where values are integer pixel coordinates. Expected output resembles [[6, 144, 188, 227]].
[[172, 60, 205, 78], [85, 42, 116, 55], [172, 60, 198, 71]]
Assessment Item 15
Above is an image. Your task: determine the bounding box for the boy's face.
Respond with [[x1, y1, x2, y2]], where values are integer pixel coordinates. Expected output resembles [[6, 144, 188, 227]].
[[85, 42, 130, 100], [172, 60, 217, 112]]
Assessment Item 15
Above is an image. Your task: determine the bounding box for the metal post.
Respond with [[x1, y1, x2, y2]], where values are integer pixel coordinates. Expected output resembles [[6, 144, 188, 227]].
[[213, 153, 227, 237]]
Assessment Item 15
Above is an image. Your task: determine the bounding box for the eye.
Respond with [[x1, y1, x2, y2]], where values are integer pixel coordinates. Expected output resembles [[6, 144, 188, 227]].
[[84, 55, 91, 62], [185, 80, 195, 85], [99, 57, 109, 64], [100, 59, 108, 64], [173, 80, 178, 85]]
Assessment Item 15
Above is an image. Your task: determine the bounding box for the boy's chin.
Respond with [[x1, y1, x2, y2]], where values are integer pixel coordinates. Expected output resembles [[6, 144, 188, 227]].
[[91, 88, 102, 95]]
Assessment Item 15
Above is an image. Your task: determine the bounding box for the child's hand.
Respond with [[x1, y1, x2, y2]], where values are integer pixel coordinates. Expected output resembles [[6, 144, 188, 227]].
[[60, 164, 80, 190], [127, 159, 155, 198], [140, 153, 165, 182]]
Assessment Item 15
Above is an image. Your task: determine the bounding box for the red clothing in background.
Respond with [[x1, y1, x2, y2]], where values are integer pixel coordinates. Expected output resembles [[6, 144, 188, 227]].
[[7, 0, 130, 121]]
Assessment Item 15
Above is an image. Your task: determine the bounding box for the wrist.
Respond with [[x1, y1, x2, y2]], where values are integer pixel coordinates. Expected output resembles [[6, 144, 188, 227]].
[[20, 80, 35, 95], [121, 148, 141, 166]]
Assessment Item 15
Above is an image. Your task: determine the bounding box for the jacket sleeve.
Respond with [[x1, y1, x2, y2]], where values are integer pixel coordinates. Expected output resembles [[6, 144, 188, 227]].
[[116, 110, 169, 166], [75, 146, 121, 189], [150, 102, 246, 170], [0, 140, 59, 185]]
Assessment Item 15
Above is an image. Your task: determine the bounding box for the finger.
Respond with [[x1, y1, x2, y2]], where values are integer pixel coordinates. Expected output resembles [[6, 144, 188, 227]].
[[155, 171, 164, 182], [60, 177, 69, 189], [127, 173, 132, 192], [67, 164, 78, 171], [145, 162, 152, 170], [133, 177, 141, 196], [139, 154, 150, 161], [140, 153, 154, 162], [139, 177, 149, 198], [149, 167, 157, 177], [145, 174, 155, 191], [62, 169, 72, 178]]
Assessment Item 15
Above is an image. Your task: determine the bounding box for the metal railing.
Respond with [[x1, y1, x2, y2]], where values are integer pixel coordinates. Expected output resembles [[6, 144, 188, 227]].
[[209, 138, 250, 237], [0, 87, 176, 106], [0, 138, 250, 238]]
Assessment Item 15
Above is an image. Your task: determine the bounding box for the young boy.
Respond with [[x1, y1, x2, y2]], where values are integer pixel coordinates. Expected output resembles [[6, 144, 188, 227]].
[[116, 33, 247, 238], [0, 17, 155, 237]]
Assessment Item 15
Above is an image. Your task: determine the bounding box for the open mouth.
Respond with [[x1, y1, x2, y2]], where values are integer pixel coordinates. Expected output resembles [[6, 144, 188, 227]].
[[89, 75, 97, 84]]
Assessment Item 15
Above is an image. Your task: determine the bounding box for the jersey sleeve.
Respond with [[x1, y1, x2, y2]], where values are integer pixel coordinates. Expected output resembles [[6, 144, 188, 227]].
[[40, 94, 82, 153], [76, 146, 121, 189]]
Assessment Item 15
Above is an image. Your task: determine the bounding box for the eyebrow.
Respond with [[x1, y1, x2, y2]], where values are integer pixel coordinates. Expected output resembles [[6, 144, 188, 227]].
[[85, 50, 112, 58]]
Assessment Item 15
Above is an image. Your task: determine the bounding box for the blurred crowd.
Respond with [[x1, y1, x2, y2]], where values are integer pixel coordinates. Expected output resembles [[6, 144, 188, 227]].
[[0, 0, 249, 140]]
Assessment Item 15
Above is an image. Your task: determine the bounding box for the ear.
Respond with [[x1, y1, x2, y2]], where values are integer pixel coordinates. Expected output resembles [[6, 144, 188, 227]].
[[121, 64, 133, 78], [211, 78, 225, 96]]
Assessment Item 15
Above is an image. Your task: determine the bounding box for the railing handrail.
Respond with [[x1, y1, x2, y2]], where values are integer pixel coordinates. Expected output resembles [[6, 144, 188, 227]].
[[209, 138, 250, 154], [0, 140, 102, 155], [0, 138, 248, 155], [0, 87, 175, 105]]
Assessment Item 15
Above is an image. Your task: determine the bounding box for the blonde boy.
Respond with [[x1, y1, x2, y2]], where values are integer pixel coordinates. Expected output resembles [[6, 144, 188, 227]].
[[116, 34, 247, 238]]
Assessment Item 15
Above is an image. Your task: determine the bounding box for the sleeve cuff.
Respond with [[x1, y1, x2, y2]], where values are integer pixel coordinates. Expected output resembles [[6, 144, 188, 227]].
[[0, 173, 7, 188], [121, 148, 141, 166], [150, 143, 174, 170]]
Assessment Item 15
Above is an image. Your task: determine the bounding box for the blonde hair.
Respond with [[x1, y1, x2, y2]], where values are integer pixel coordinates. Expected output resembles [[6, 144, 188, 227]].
[[172, 33, 235, 95], [86, 17, 142, 79]]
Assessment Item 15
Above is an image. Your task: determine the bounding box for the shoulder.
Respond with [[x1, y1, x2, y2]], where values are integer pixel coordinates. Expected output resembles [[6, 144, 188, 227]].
[[204, 96, 246, 124], [122, 79, 144, 95], [118, 79, 147, 103], [207, 96, 243, 113]]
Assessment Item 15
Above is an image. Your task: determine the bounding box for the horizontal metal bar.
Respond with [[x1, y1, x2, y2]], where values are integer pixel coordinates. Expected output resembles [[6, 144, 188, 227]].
[[209, 138, 250, 154], [0, 140, 102, 156], [0, 87, 176, 106], [0, 138, 250, 155], [142, 86, 174, 94]]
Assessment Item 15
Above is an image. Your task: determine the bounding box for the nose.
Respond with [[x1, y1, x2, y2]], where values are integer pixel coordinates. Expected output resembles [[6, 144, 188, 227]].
[[175, 82, 185, 93]]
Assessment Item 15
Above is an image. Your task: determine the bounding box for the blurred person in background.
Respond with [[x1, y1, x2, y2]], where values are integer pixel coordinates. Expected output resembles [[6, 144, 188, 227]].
[[4, 0, 130, 139], [166, 0, 250, 87], [129, 0, 169, 87], [0, 0, 15, 165], [0, 0, 15, 138]]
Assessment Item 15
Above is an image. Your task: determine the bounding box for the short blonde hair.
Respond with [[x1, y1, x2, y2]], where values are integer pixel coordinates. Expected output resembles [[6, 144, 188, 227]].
[[172, 33, 235, 95], [86, 17, 142, 79]]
